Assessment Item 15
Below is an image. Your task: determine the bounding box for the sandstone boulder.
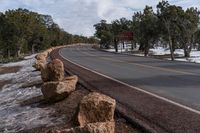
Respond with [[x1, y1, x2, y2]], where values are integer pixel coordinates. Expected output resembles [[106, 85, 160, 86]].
[[47, 59, 64, 81], [41, 76, 78, 101], [41, 65, 49, 82], [45, 48, 53, 55], [63, 75, 78, 90], [35, 52, 47, 61], [32, 60, 46, 71], [78, 92, 116, 127], [54, 122, 115, 133]]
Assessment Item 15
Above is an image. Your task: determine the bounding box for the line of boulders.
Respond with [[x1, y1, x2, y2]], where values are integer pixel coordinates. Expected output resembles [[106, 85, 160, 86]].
[[33, 46, 116, 133], [33, 48, 52, 71], [41, 59, 78, 102]]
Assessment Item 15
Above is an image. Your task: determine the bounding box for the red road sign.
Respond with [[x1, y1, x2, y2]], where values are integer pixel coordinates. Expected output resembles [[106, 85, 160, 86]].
[[117, 32, 133, 41]]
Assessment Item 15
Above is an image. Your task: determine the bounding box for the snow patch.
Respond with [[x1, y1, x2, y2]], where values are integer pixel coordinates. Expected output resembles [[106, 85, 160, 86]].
[[0, 54, 66, 133], [106, 47, 200, 64], [149, 48, 200, 63], [24, 54, 37, 60], [2, 54, 36, 67]]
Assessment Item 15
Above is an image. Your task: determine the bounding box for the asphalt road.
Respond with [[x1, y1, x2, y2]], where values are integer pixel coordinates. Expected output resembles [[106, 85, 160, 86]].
[[60, 45, 200, 111]]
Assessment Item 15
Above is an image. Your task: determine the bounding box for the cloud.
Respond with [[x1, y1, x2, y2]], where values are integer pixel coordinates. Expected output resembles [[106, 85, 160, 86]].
[[0, 0, 199, 36]]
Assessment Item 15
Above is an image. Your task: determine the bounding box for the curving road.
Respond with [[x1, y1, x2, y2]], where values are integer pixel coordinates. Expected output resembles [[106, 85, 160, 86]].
[[60, 45, 200, 111], [57, 45, 200, 132]]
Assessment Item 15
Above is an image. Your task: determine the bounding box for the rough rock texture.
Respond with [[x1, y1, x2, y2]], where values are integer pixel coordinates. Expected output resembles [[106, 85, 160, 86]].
[[45, 48, 53, 55], [55, 122, 115, 133], [62, 75, 78, 91], [41, 76, 78, 101], [35, 52, 48, 61], [47, 59, 64, 81], [41, 65, 49, 82], [32, 60, 46, 71], [78, 92, 116, 127], [33, 51, 49, 71]]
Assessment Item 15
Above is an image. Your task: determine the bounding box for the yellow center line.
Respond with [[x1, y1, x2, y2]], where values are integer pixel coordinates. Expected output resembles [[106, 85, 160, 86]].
[[81, 51, 200, 76]]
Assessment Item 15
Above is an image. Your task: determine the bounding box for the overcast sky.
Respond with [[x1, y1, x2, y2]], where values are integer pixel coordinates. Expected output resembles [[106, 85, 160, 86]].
[[0, 0, 199, 36]]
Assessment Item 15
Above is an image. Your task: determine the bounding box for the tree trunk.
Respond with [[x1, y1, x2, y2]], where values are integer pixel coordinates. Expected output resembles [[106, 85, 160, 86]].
[[114, 39, 118, 53], [184, 43, 191, 58], [131, 41, 134, 51], [144, 41, 149, 57], [165, 21, 174, 61], [139, 42, 144, 51], [134, 42, 137, 49], [131, 41, 136, 51], [32, 44, 36, 54], [166, 24, 174, 61], [122, 42, 125, 49], [172, 38, 176, 52], [7, 49, 10, 59], [168, 35, 174, 61], [144, 49, 149, 56], [17, 50, 21, 57], [198, 44, 200, 51]]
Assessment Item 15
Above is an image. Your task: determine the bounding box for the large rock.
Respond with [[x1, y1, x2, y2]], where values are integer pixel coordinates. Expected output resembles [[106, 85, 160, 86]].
[[47, 59, 64, 81], [35, 52, 48, 61], [41, 75, 78, 101], [78, 92, 116, 127], [63, 75, 78, 90], [45, 48, 53, 55], [32, 60, 46, 71], [33, 52, 48, 71], [54, 122, 115, 133], [41, 64, 49, 82]]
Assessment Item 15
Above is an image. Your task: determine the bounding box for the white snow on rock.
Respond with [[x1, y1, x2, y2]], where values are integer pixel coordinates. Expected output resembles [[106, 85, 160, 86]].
[[0, 54, 66, 133]]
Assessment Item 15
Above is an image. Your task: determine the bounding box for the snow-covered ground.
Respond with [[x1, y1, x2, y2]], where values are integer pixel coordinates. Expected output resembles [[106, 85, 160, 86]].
[[0, 55, 66, 133], [105, 48, 128, 52], [149, 47, 200, 63], [105, 47, 200, 64], [149, 47, 185, 56]]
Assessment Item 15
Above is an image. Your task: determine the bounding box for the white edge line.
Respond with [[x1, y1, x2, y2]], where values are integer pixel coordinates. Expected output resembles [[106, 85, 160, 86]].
[[59, 48, 200, 115]]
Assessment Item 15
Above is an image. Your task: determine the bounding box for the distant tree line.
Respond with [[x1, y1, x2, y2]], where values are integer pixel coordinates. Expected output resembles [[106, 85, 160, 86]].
[[0, 8, 97, 59], [94, 0, 200, 60]]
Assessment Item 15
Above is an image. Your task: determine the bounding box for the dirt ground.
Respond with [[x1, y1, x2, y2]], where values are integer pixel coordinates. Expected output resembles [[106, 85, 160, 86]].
[[0, 66, 21, 90], [19, 84, 141, 133], [0, 66, 21, 75], [0, 63, 140, 132], [0, 80, 11, 90]]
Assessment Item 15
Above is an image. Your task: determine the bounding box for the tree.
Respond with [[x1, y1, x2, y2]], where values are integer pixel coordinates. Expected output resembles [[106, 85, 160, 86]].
[[94, 20, 113, 49], [0, 12, 20, 58], [0, 8, 95, 60], [132, 12, 143, 50], [195, 29, 200, 50], [139, 6, 159, 56], [157, 1, 183, 60], [178, 7, 200, 57], [111, 18, 132, 52]]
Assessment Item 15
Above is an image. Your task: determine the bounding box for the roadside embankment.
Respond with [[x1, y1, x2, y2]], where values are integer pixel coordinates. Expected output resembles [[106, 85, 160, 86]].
[[0, 44, 141, 133]]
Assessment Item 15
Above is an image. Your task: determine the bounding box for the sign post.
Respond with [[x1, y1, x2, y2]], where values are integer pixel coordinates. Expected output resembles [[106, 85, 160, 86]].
[[115, 32, 134, 52]]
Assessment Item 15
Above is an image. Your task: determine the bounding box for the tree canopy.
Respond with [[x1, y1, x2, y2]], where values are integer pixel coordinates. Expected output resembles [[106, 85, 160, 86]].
[[0, 8, 97, 59], [94, 0, 200, 60]]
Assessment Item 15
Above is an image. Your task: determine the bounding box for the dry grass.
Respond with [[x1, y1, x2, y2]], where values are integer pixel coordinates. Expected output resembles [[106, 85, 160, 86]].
[[0, 66, 21, 75]]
